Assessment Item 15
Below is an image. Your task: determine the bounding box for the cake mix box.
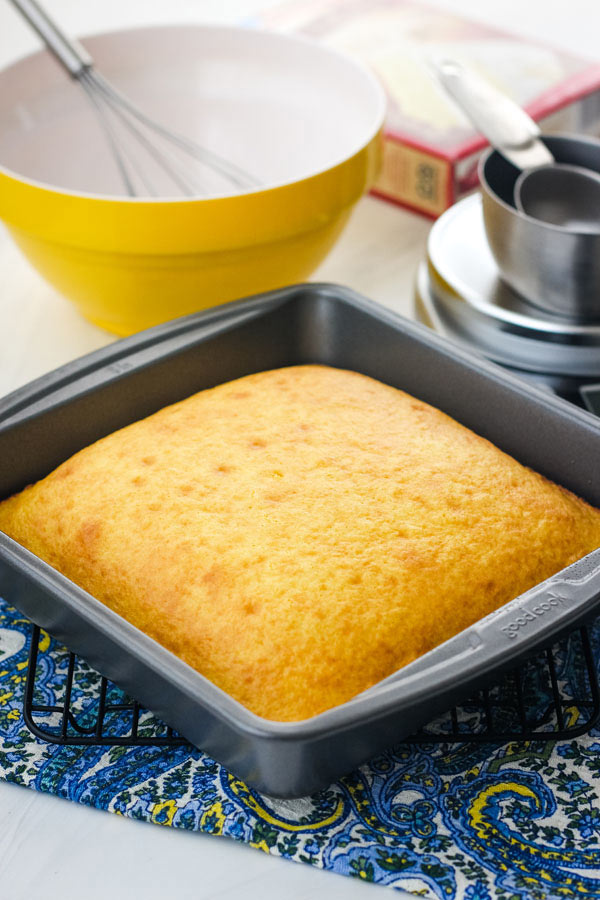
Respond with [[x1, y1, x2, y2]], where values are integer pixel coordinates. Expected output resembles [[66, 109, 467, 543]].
[[256, 0, 600, 217]]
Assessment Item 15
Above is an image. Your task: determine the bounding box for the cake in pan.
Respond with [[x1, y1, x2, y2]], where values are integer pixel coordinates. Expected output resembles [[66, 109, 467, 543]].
[[1, 364, 600, 722]]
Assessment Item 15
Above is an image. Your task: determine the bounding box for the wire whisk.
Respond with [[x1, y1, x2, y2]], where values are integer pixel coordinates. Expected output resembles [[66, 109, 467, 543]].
[[9, 0, 261, 197]]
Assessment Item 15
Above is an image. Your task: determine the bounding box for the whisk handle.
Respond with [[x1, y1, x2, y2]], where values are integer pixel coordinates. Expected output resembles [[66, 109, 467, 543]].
[[8, 0, 93, 76]]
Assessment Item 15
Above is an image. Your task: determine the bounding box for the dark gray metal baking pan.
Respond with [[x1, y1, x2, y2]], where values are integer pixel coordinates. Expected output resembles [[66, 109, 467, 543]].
[[1, 283, 600, 798]]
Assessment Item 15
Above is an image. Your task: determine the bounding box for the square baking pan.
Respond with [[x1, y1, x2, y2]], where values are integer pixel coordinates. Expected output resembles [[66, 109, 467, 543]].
[[1, 283, 600, 799]]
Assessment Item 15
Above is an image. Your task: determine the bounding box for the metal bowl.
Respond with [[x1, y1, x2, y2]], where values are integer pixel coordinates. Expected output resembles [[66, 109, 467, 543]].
[[479, 134, 600, 321]]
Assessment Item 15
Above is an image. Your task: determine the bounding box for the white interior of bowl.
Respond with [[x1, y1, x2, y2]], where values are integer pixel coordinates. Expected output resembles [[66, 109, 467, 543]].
[[0, 24, 385, 200]]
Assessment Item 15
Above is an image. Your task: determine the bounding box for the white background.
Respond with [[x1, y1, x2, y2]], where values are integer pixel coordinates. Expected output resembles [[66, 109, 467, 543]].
[[0, 2, 599, 898]]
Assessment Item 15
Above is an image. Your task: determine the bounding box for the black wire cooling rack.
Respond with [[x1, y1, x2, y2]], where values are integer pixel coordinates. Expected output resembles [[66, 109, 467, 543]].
[[23, 621, 600, 749]]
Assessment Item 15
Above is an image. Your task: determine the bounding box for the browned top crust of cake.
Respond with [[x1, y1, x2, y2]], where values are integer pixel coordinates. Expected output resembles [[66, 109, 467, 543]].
[[1, 365, 600, 721]]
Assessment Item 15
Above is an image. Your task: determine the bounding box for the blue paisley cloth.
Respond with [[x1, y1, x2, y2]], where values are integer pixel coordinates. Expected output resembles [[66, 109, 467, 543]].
[[2, 593, 600, 900]]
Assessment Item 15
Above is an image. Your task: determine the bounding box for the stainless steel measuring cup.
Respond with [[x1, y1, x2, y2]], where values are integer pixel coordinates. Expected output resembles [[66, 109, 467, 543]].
[[479, 134, 600, 321]]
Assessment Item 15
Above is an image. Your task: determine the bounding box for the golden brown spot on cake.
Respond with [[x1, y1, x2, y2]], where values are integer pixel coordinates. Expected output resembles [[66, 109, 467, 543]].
[[132, 475, 145, 486], [215, 464, 231, 475], [141, 456, 156, 466], [249, 439, 267, 449], [78, 520, 101, 549], [55, 463, 75, 480], [397, 547, 425, 568], [349, 573, 363, 586], [243, 600, 257, 615], [202, 566, 221, 587], [232, 391, 250, 400]]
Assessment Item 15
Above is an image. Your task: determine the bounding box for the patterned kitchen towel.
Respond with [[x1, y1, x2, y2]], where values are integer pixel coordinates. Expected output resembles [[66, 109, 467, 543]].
[[1, 593, 600, 900]]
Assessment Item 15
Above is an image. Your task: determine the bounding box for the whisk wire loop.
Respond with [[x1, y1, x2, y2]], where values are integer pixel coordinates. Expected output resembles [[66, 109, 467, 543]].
[[9, 0, 261, 198]]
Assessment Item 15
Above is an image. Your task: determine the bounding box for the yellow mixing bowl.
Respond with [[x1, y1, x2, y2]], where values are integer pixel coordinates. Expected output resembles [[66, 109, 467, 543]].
[[0, 25, 384, 335]]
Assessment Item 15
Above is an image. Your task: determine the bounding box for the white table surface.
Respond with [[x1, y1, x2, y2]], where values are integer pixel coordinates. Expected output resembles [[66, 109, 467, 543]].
[[0, 2, 599, 898]]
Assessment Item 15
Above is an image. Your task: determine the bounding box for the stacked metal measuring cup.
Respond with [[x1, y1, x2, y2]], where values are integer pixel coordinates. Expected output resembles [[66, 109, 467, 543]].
[[415, 62, 600, 410]]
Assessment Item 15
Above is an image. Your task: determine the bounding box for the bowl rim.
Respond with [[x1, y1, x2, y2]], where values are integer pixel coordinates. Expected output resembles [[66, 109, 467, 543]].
[[0, 22, 387, 204], [478, 132, 600, 237]]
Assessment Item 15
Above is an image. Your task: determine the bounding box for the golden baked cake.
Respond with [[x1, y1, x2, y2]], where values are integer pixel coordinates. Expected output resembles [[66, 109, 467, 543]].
[[1, 365, 600, 722]]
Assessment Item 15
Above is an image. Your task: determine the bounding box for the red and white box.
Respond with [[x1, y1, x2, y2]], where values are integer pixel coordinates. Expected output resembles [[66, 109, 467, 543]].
[[257, 0, 600, 217]]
